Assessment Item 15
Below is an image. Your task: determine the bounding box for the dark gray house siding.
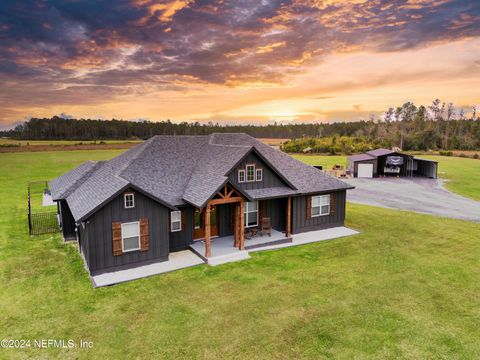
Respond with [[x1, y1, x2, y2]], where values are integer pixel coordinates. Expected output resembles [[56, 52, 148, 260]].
[[261, 198, 287, 231], [78, 221, 90, 269], [59, 200, 76, 240], [216, 199, 287, 236], [229, 152, 289, 190], [80, 189, 170, 275], [292, 190, 346, 234], [218, 203, 234, 237], [169, 206, 194, 251]]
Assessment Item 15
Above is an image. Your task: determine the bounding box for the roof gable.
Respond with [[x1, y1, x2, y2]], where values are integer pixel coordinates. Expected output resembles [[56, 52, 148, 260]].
[[226, 147, 294, 189]]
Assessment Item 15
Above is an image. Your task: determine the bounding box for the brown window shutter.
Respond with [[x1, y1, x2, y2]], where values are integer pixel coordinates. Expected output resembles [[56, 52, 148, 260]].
[[306, 196, 312, 219], [140, 218, 149, 252], [330, 193, 335, 214], [181, 210, 186, 231], [112, 222, 123, 256]]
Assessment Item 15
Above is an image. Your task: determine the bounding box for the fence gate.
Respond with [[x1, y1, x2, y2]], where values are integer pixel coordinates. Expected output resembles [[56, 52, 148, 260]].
[[28, 181, 59, 235]]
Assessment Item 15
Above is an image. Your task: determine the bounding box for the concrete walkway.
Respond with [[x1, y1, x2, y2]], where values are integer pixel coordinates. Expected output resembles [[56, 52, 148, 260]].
[[191, 226, 359, 266], [92, 227, 359, 286], [347, 177, 480, 222], [42, 191, 56, 206], [91, 250, 204, 288], [250, 226, 359, 252]]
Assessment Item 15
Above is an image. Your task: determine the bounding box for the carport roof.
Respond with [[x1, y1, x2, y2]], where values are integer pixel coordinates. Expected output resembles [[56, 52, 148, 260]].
[[414, 157, 438, 163], [366, 148, 396, 157], [348, 153, 375, 162]]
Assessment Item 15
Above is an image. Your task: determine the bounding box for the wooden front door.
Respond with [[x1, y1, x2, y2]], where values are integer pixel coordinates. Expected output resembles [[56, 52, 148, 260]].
[[193, 206, 219, 240]]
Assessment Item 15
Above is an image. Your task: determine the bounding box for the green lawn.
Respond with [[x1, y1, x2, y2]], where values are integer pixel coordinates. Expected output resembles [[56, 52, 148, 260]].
[[292, 154, 347, 170], [422, 155, 480, 201], [1, 151, 480, 358], [0, 138, 142, 146]]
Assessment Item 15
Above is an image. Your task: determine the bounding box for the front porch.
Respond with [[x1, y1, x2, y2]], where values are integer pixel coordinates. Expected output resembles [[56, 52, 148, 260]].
[[190, 228, 291, 265], [197, 182, 293, 260]]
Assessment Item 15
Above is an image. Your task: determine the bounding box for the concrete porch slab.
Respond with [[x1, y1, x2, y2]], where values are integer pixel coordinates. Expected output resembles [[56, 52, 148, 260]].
[[190, 228, 289, 266], [91, 250, 204, 288]]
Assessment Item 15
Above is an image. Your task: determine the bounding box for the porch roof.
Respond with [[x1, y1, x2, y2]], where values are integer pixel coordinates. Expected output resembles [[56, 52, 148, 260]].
[[245, 187, 298, 200]]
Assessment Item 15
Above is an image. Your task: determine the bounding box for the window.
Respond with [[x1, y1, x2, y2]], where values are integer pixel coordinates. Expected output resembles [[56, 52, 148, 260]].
[[246, 164, 255, 182], [124, 193, 135, 208], [238, 169, 246, 183], [311, 195, 330, 217], [121, 222, 140, 252], [244, 201, 258, 228], [255, 168, 263, 181], [171, 211, 182, 232]]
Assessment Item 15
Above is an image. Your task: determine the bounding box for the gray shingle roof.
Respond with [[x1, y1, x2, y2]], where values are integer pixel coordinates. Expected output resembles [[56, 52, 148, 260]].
[[53, 133, 352, 222], [49, 160, 100, 200]]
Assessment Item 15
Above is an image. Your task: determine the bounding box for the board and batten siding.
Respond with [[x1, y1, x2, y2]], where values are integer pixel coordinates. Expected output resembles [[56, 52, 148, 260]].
[[228, 152, 289, 190], [169, 206, 194, 251], [82, 189, 170, 275], [59, 200, 76, 240], [292, 190, 346, 234], [261, 198, 287, 231], [218, 203, 234, 237]]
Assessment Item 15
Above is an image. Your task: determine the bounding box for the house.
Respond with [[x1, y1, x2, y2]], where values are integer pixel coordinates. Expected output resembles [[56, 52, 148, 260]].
[[50, 133, 353, 278], [347, 148, 438, 178]]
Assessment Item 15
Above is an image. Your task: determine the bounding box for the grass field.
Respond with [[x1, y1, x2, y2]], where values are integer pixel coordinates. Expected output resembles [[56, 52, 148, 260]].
[[0, 138, 142, 146], [1, 150, 480, 358], [422, 155, 480, 201]]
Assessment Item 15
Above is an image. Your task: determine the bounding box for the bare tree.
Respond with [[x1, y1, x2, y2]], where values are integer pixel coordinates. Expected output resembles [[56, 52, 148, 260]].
[[473, 105, 477, 120], [447, 102, 455, 121]]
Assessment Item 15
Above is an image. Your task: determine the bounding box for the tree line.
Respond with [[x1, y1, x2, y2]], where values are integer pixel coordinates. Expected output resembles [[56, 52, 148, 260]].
[[2, 99, 479, 150]]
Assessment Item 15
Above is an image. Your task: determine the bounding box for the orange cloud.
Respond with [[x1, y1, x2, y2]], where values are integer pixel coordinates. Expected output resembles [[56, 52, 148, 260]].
[[256, 41, 286, 54]]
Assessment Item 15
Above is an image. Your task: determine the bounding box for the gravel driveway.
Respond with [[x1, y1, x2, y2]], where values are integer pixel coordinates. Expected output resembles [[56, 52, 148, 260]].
[[346, 177, 480, 222]]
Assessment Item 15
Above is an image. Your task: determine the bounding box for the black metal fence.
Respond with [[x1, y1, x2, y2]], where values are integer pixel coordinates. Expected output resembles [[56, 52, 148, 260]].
[[28, 181, 59, 236]]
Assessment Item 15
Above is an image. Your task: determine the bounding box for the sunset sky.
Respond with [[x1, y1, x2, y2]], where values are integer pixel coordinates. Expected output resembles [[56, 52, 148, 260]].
[[1, 0, 479, 129]]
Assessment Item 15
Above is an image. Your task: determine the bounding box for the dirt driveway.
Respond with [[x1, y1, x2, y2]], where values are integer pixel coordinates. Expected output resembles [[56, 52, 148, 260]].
[[346, 177, 480, 222]]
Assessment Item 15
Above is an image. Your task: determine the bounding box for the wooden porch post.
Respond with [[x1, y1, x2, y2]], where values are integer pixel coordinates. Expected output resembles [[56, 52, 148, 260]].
[[286, 196, 292, 237], [239, 200, 245, 250], [205, 204, 211, 257]]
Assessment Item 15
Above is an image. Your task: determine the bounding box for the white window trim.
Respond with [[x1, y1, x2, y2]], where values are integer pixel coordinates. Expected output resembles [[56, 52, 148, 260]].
[[246, 164, 256, 182], [171, 210, 182, 232], [244, 201, 258, 228], [121, 221, 140, 252], [311, 195, 330, 217], [255, 168, 263, 181], [124, 193, 135, 209], [238, 169, 246, 183]]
